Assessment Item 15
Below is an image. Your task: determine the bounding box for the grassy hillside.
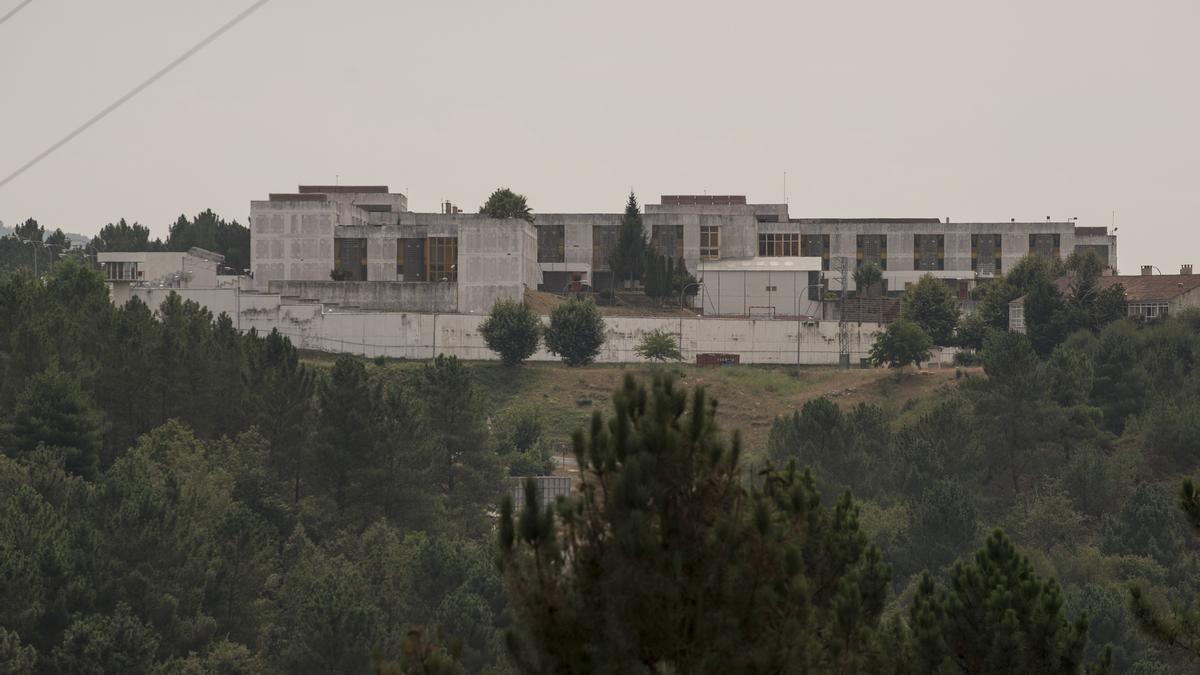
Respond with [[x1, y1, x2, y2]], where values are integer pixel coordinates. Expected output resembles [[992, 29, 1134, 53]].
[[304, 353, 963, 455]]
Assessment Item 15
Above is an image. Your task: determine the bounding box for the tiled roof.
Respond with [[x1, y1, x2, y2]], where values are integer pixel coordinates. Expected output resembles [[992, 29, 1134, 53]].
[[1010, 274, 1200, 305]]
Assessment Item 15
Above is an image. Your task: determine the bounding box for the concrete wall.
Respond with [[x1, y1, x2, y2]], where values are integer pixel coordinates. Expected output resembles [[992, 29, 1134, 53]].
[[124, 287, 881, 365], [249, 200, 342, 289], [267, 280, 457, 312]]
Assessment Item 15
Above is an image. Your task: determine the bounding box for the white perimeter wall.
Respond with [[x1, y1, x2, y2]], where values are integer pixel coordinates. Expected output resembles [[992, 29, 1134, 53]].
[[128, 288, 883, 365]]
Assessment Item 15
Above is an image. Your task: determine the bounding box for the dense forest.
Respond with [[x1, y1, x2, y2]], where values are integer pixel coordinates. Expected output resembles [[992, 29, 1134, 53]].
[[0, 211, 250, 274], [0, 257, 1197, 673]]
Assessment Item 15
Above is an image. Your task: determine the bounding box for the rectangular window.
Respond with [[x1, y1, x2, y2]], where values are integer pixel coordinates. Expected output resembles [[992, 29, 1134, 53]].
[[334, 238, 368, 280], [1029, 233, 1061, 260], [1129, 302, 1169, 319], [402, 238, 426, 281], [913, 234, 945, 271], [856, 234, 887, 270], [104, 261, 141, 281], [971, 234, 1002, 275], [396, 240, 405, 278], [700, 226, 720, 261], [426, 237, 458, 282], [758, 233, 799, 257], [1010, 305, 1025, 332], [1073, 244, 1110, 268], [651, 225, 684, 261], [537, 224, 565, 263], [591, 225, 619, 271], [801, 234, 831, 270]]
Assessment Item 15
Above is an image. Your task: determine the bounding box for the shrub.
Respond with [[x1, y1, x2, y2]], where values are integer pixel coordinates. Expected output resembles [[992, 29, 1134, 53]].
[[479, 299, 542, 366], [544, 297, 605, 366], [634, 329, 682, 362], [869, 319, 933, 369]]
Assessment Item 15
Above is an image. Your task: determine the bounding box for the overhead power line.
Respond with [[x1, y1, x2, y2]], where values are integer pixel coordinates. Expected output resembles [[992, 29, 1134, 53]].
[[0, 0, 34, 27], [0, 0, 272, 191]]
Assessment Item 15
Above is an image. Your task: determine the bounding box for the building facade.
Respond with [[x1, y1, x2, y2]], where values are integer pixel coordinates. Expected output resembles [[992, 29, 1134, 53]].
[[250, 186, 539, 314], [98, 247, 233, 306], [248, 187, 1118, 317]]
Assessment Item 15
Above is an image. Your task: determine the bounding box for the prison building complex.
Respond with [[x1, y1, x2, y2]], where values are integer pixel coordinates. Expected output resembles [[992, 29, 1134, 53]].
[[242, 186, 1118, 317]]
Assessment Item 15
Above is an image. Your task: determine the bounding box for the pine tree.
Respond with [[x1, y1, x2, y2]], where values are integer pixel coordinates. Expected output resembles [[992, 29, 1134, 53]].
[[6, 364, 104, 479], [316, 355, 373, 512], [908, 530, 1110, 674], [416, 355, 498, 533], [499, 375, 894, 674], [609, 192, 647, 288], [1129, 478, 1200, 661]]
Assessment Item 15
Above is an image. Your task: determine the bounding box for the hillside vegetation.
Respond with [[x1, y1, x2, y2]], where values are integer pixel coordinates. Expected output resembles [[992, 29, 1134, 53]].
[[1, 258, 1198, 673]]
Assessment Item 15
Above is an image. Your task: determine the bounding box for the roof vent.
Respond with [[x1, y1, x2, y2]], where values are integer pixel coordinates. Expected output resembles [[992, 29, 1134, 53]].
[[1182, 264, 1193, 275], [1141, 265, 1154, 276]]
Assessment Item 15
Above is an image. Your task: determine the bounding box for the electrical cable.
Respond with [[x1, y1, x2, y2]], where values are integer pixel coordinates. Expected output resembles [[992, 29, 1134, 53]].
[[0, 0, 272, 191], [0, 0, 34, 27]]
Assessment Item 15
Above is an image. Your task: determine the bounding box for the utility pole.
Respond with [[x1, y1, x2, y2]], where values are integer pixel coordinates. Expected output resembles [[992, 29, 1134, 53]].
[[832, 256, 851, 368]]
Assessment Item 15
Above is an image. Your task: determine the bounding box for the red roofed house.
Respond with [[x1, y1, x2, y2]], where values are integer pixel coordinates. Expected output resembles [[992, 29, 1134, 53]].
[[1009, 265, 1200, 333]]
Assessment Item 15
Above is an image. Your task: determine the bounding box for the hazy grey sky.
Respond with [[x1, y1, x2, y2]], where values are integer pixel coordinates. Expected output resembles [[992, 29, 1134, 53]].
[[2, 0, 1197, 270]]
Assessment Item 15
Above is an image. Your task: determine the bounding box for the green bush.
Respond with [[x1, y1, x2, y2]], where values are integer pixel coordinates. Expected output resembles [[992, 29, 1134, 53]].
[[634, 329, 682, 362], [869, 319, 933, 369], [544, 297, 605, 366], [479, 299, 542, 366]]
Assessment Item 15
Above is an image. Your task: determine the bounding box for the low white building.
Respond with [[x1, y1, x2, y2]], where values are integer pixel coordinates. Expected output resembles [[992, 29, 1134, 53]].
[[696, 256, 824, 318], [98, 248, 229, 306]]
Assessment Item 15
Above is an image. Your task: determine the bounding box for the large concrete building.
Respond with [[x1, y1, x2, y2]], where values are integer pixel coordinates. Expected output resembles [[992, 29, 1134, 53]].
[[250, 186, 539, 314], [248, 186, 1118, 317]]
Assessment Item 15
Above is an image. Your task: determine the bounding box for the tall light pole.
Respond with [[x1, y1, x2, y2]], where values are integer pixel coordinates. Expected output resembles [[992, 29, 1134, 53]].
[[679, 281, 702, 358], [16, 238, 68, 278], [797, 281, 826, 377]]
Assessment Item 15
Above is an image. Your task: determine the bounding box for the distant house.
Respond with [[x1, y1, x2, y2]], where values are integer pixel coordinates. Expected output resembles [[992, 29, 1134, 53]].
[[98, 247, 235, 306], [1008, 266, 1200, 333]]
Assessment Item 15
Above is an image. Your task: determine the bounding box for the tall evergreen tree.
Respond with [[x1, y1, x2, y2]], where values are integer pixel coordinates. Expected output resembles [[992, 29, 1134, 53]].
[[6, 365, 104, 479], [608, 192, 647, 288], [316, 355, 373, 513], [243, 328, 316, 503], [500, 375, 894, 674], [907, 530, 1110, 674], [972, 330, 1049, 496], [90, 218, 163, 253], [416, 355, 497, 532]]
